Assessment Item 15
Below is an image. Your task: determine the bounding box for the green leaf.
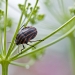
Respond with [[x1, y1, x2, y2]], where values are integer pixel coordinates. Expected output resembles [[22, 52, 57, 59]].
[[18, 3, 45, 25], [37, 14, 45, 21], [18, 4, 24, 11], [0, 18, 13, 31], [6, 18, 12, 27], [0, 9, 4, 19]]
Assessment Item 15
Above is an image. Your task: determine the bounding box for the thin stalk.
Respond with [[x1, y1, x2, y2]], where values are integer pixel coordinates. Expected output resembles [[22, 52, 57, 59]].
[[6, 13, 23, 58], [10, 46, 18, 56], [69, 34, 75, 75], [0, 30, 2, 54], [10, 24, 75, 61], [10, 59, 35, 69], [9, 16, 75, 59], [58, 0, 65, 14], [3, 0, 8, 55], [9, 0, 39, 56], [45, 2, 63, 24], [6, 0, 27, 59], [10, 61, 27, 68], [24, 0, 39, 27], [0, 30, 1, 50], [20, 16, 75, 52], [1, 62, 9, 75], [0, 55, 2, 59]]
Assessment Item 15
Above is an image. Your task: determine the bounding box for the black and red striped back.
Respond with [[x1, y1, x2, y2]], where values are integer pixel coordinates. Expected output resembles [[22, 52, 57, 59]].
[[15, 26, 37, 45]]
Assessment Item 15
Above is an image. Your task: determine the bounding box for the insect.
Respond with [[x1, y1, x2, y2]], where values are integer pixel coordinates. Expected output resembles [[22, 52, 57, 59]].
[[15, 26, 37, 50]]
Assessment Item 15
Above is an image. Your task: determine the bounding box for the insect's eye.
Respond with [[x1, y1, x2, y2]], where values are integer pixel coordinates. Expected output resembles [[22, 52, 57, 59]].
[[15, 39, 19, 45]]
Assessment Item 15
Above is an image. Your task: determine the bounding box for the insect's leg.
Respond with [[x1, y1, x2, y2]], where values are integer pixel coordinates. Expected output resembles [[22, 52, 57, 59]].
[[18, 45, 19, 53], [19, 25, 27, 30], [7, 42, 16, 44], [29, 39, 44, 43], [26, 43, 36, 49], [21, 44, 25, 52], [23, 44, 25, 49]]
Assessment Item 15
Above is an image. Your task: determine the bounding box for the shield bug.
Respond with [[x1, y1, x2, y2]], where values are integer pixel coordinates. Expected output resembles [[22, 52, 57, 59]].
[[15, 26, 37, 50]]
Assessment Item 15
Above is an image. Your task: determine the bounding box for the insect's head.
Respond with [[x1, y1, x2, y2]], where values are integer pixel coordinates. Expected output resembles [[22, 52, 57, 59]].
[[15, 39, 19, 45]]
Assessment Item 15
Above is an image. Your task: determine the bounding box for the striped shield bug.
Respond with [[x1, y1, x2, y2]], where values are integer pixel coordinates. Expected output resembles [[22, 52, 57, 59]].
[[15, 26, 38, 50]]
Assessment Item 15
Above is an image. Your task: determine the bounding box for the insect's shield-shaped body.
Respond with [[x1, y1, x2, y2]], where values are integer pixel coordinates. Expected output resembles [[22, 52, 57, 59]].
[[15, 26, 37, 45]]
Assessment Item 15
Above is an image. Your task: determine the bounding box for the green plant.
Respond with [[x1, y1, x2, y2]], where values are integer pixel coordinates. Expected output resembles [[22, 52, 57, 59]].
[[0, 0, 75, 75], [44, 0, 75, 75]]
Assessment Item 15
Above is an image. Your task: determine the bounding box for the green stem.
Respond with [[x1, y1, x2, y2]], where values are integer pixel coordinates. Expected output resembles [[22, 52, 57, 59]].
[[10, 59, 35, 68], [10, 61, 27, 68], [10, 24, 75, 61], [22, 16, 75, 52], [58, 0, 66, 15], [6, 13, 22, 58], [0, 30, 2, 53], [24, 0, 39, 27], [1, 62, 9, 75], [8, 0, 39, 57], [8, 0, 38, 54], [3, 0, 8, 55], [6, 0, 27, 59], [69, 34, 75, 75], [10, 62, 27, 68]]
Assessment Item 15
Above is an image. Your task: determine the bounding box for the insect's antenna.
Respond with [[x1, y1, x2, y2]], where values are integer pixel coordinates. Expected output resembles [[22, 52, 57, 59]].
[[19, 17, 26, 30], [19, 25, 24, 30], [7, 42, 16, 45], [21, 17, 26, 26]]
